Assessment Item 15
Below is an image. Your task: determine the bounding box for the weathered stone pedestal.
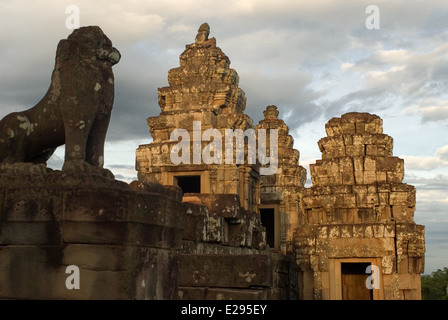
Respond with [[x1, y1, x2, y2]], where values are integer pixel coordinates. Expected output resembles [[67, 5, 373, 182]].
[[0, 171, 184, 299]]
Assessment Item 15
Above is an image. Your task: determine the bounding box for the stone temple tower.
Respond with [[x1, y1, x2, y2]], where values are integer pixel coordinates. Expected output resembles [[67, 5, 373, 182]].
[[135, 23, 302, 299], [256, 105, 307, 252], [135, 23, 308, 256], [136, 23, 259, 212], [294, 112, 425, 300]]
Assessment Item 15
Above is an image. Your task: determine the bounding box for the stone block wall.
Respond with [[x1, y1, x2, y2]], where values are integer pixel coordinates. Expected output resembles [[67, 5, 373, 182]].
[[179, 193, 298, 300], [0, 169, 298, 300], [178, 253, 297, 300], [0, 172, 184, 299], [181, 193, 263, 247]]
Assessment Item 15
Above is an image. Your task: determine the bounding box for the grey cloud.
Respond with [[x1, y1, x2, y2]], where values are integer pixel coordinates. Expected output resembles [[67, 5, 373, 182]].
[[112, 173, 136, 182], [107, 79, 157, 142], [237, 70, 322, 123], [3, 0, 447, 140], [415, 97, 448, 124], [0, 57, 54, 115], [404, 174, 448, 190], [107, 164, 135, 170], [319, 87, 397, 121], [436, 146, 448, 161]]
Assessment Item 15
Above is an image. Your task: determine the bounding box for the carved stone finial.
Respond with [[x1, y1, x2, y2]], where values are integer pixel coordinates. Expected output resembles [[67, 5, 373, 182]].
[[195, 22, 210, 44], [263, 105, 279, 120]]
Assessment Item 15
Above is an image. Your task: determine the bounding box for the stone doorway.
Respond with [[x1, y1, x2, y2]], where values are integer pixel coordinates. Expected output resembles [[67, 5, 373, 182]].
[[328, 258, 384, 300], [341, 262, 373, 300]]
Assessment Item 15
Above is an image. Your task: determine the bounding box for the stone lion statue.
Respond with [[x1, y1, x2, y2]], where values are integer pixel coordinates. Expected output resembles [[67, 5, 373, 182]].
[[0, 26, 120, 176]]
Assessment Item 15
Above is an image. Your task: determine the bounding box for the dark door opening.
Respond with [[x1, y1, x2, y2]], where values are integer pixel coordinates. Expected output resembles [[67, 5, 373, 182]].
[[260, 208, 275, 248], [341, 262, 373, 300], [176, 175, 201, 194]]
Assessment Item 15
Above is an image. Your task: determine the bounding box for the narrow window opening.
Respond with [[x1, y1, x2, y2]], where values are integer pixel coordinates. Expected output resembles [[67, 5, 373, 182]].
[[176, 175, 201, 194], [260, 208, 275, 248]]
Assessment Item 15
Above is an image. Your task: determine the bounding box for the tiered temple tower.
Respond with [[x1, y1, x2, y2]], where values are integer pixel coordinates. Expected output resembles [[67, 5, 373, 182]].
[[256, 105, 306, 252], [136, 24, 308, 255], [136, 23, 258, 212], [136, 24, 303, 298], [294, 112, 425, 300]]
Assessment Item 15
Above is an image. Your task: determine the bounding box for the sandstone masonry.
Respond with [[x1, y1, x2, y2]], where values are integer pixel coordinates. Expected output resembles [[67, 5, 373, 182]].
[[136, 24, 425, 300], [136, 23, 298, 299], [0, 23, 425, 300], [294, 112, 425, 299]]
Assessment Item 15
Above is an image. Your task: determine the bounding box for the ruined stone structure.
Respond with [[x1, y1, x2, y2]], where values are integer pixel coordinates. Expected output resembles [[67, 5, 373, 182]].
[[0, 24, 425, 300], [256, 106, 306, 252], [295, 113, 425, 300], [135, 24, 425, 300], [136, 23, 298, 299], [136, 23, 258, 212]]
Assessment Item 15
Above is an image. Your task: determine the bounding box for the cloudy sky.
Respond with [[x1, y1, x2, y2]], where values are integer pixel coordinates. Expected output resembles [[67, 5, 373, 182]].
[[1, 0, 447, 274]]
